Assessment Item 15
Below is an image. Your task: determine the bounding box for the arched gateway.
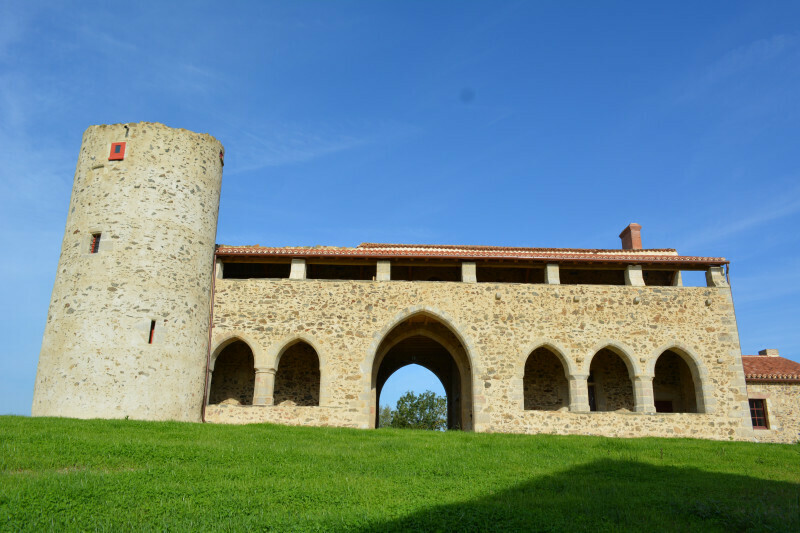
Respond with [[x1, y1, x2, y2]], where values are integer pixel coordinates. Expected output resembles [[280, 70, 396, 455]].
[[370, 313, 473, 430]]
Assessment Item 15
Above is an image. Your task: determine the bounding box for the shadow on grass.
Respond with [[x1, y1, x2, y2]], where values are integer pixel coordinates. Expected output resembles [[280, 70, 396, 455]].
[[361, 459, 800, 532]]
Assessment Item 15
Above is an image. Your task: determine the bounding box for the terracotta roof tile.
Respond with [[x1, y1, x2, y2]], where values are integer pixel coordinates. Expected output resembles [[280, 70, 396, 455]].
[[742, 355, 800, 382], [215, 242, 726, 266]]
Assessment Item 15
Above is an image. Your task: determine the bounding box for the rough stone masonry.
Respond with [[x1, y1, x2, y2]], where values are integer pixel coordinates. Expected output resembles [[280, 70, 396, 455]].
[[33, 122, 800, 443]]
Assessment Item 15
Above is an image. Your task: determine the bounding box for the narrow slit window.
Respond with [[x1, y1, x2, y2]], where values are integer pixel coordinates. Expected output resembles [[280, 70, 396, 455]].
[[90, 233, 101, 254], [148, 320, 156, 344]]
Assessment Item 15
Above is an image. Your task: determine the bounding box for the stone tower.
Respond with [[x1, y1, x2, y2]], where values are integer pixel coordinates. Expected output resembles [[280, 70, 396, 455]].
[[32, 122, 224, 422]]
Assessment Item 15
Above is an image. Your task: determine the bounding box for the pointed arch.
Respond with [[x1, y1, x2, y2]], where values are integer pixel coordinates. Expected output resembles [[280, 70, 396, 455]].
[[522, 343, 571, 411], [583, 340, 638, 377], [518, 339, 576, 378], [647, 343, 710, 413], [367, 308, 476, 430], [208, 336, 255, 406], [586, 342, 637, 412], [210, 331, 263, 372], [364, 306, 476, 375], [272, 337, 321, 407], [267, 332, 327, 371]]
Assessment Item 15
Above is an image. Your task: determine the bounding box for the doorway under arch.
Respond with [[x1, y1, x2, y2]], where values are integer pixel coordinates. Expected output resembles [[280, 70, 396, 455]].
[[371, 314, 473, 430]]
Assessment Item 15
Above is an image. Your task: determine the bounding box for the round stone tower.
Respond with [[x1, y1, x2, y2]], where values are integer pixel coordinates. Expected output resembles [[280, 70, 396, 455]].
[[32, 122, 224, 422]]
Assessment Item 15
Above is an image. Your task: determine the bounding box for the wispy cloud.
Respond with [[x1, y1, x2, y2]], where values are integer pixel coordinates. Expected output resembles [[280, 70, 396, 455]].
[[229, 127, 367, 172], [678, 33, 798, 102], [678, 186, 800, 250]]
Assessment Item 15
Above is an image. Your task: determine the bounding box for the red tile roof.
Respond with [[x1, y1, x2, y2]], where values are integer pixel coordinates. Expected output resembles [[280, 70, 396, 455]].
[[216, 242, 727, 267], [742, 355, 800, 382]]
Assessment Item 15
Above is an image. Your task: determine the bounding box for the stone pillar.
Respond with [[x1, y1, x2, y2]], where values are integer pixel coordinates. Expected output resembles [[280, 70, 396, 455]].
[[253, 368, 276, 406], [672, 271, 683, 287], [569, 374, 590, 412], [545, 263, 560, 285], [215, 258, 224, 279], [625, 265, 645, 286], [462, 262, 477, 283], [706, 266, 728, 287], [633, 375, 655, 413], [290, 258, 306, 280], [376, 260, 391, 281]]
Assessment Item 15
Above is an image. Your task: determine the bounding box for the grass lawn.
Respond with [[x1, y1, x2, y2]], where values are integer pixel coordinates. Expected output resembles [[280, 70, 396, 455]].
[[1, 416, 798, 531]]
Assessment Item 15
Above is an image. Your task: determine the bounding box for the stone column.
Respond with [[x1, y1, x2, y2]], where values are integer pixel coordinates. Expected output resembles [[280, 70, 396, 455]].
[[569, 373, 590, 412], [376, 260, 391, 281], [462, 262, 477, 283], [706, 266, 728, 287], [633, 375, 655, 413], [625, 265, 645, 286], [290, 258, 306, 280], [215, 258, 224, 279], [253, 368, 276, 406], [545, 263, 560, 285], [672, 271, 683, 287]]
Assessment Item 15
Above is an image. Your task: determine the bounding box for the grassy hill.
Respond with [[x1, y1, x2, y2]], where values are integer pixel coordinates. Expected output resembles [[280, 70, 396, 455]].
[[1, 417, 798, 532]]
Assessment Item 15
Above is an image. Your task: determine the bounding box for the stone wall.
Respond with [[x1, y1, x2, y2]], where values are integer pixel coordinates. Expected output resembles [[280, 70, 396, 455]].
[[209, 277, 759, 441], [747, 382, 800, 443], [33, 122, 223, 422]]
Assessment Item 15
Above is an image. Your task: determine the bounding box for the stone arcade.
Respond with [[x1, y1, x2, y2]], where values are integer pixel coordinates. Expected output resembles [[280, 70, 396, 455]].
[[33, 123, 800, 443]]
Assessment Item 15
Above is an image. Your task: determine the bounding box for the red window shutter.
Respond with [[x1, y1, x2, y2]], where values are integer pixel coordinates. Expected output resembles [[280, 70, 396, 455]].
[[109, 142, 126, 161]]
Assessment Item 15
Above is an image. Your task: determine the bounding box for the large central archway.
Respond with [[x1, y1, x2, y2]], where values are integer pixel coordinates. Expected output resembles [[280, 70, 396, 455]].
[[371, 313, 473, 430]]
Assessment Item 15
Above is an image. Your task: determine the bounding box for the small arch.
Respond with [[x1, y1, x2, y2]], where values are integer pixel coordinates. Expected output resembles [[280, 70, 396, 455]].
[[268, 333, 327, 371], [582, 340, 637, 376], [517, 339, 576, 378], [273, 340, 321, 407], [523, 346, 570, 411], [587, 345, 636, 412], [210, 331, 264, 371], [647, 344, 708, 413], [208, 339, 255, 406]]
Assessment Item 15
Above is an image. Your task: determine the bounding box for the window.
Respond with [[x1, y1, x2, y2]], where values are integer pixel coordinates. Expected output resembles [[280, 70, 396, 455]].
[[148, 320, 156, 344], [109, 142, 126, 161], [749, 399, 769, 429], [90, 233, 101, 254]]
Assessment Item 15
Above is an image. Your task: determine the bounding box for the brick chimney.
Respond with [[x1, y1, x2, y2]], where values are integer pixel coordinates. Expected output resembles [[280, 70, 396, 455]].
[[619, 223, 642, 250], [758, 349, 780, 357]]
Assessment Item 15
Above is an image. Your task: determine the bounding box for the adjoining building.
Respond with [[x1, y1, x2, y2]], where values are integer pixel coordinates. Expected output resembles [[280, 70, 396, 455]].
[[33, 123, 799, 443]]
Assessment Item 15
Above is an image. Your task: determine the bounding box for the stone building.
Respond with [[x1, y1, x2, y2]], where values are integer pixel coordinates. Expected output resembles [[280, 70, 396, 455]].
[[33, 122, 799, 443]]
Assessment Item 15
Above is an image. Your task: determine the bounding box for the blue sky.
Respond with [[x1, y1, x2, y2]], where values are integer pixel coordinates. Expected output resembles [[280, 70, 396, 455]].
[[1, 1, 799, 415]]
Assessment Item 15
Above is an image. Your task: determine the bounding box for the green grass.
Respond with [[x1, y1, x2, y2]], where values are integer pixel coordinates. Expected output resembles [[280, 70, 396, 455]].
[[1, 417, 798, 532]]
